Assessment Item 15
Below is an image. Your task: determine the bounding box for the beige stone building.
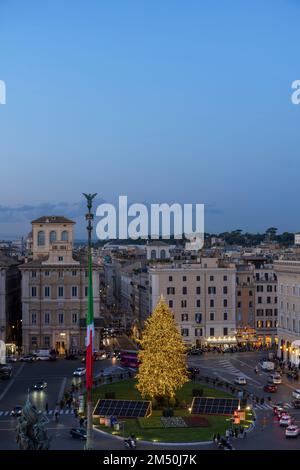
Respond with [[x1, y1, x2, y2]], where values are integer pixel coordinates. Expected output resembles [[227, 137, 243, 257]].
[[254, 264, 278, 346], [149, 258, 236, 347], [20, 216, 101, 354], [275, 259, 300, 365]]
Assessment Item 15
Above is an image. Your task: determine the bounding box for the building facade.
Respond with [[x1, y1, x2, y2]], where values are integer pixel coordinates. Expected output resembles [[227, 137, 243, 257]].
[[275, 260, 300, 365], [149, 258, 236, 347], [20, 216, 101, 354]]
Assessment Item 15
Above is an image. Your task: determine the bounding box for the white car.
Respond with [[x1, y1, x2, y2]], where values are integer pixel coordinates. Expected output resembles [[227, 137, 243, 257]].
[[292, 389, 300, 399], [35, 355, 50, 361], [234, 377, 247, 385], [269, 374, 282, 384], [280, 415, 293, 427], [286, 425, 300, 438], [73, 367, 86, 377]]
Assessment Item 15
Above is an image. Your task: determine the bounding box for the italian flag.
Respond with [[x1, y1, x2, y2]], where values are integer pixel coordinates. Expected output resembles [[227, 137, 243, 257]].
[[86, 251, 94, 390]]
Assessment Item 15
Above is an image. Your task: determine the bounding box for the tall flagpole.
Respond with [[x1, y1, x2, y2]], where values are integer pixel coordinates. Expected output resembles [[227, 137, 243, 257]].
[[83, 193, 97, 451]]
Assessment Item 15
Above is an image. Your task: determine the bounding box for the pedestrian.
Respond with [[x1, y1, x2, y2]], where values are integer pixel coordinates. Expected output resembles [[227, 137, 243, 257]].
[[55, 410, 59, 422], [79, 417, 84, 427], [60, 399, 64, 410], [216, 433, 220, 442], [212, 433, 217, 443], [74, 408, 78, 418], [234, 428, 238, 439], [45, 403, 49, 414]]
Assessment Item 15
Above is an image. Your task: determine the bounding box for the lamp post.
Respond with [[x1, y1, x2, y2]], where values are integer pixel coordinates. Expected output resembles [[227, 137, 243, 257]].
[[83, 193, 97, 450]]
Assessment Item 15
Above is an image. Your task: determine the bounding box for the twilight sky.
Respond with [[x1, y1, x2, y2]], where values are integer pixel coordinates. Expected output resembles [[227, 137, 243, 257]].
[[0, 0, 300, 239]]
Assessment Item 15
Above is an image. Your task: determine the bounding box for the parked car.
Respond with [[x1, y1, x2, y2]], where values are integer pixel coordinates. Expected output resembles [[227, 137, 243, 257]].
[[292, 400, 300, 409], [10, 406, 22, 417], [19, 355, 35, 363], [73, 367, 86, 377], [264, 384, 277, 393], [0, 364, 12, 380], [286, 425, 300, 438], [70, 428, 87, 440], [279, 414, 293, 427], [33, 381, 47, 391], [234, 377, 247, 385], [292, 389, 300, 399]]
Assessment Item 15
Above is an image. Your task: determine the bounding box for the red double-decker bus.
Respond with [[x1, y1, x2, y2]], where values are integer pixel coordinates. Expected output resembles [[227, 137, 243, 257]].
[[120, 349, 139, 368]]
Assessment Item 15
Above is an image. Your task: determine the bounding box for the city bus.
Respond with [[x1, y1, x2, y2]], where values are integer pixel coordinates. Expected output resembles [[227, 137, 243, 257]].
[[120, 349, 139, 369]]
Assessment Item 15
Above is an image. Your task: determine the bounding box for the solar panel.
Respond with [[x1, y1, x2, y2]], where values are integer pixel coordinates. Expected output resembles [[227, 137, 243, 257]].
[[93, 399, 151, 418], [191, 397, 240, 415]]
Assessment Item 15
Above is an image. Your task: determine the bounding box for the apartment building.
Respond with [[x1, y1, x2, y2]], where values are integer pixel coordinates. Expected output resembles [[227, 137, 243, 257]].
[[254, 264, 278, 346], [235, 264, 256, 343], [149, 258, 236, 347], [20, 216, 101, 354], [0, 253, 21, 350], [275, 259, 300, 365]]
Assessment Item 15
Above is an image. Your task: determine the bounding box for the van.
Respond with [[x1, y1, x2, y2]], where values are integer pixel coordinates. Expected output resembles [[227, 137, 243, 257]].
[[261, 361, 275, 371]]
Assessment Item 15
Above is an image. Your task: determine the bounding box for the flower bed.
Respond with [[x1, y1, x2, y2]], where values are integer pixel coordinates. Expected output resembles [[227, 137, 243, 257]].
[[184, 416, 210, 427]]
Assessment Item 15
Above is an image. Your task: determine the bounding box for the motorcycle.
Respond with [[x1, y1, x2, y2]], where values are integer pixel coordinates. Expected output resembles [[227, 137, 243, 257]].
[[124, 437, 136, 449]]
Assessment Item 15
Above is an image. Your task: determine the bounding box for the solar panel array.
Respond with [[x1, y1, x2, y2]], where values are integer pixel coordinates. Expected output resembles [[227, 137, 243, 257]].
[[191, 397, 240, 415], [94, 399, 151, 418]]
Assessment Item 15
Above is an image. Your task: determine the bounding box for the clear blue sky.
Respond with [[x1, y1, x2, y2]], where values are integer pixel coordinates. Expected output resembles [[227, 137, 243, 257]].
[[0, 0, 300, 238]]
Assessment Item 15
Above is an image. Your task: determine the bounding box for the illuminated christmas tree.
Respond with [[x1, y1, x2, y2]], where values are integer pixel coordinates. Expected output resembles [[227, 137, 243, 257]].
[[136, 297, 188, 399]]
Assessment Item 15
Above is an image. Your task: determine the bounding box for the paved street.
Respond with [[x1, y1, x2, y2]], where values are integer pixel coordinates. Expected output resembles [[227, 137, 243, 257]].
[[1, 351, 300, 450]]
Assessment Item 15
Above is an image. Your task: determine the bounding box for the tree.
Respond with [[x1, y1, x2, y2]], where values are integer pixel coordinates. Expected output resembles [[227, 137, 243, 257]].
[[136, 297, 188, 399]]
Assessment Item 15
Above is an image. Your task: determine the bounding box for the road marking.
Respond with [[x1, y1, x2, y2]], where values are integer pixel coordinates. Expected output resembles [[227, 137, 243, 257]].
[[0, 363, 25, 402], [57, 376, 67, 404]]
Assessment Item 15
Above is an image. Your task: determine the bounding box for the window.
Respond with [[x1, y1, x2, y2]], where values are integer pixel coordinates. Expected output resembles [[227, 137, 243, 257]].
[[237, 301, 241, 308], [249, 301, 253, 308], [85, 286, 88, 297], [160, 249, 166, 259], [61, 230, 69, 242], [223, 299, 228, 307], [210, 299, 214, 308], [58, 256, 64, 262], [237, 290, 241, 296], [150, 250, 156, 259], [266, 320, 272, 328], [223, 327, 228, 336], [72, 312, 78, 324], [196, 299, 201, 308], [181, 328, 189, 337], [223, 286, 228, 294], [169, 276, 173, 282], [258, 296, 262, 304], [31, 313, 37, 324], [293, 319, 296, 331], [44, 286, 50, 298], [256, 320, 263, 328], [210, 312, 214, 321], [44, 313, 50, 324], [267, 296, 271, 304], [274, 308, 278, 316], [58, 312, 64, 324], [31, 336, 38, 347], [182, 286, 187, 295], [58, 270, 64, 278], [181, 300, 187, 308], [31, 271, 37, 278], [44, 336, 50, 348], [85, 270, 88, 277], [37, 230, 45, 246], [224, 312, 228, 321], [196, 276, 200, 282], [181, 314, 188, 321], [169, 300, 173, 309], [58, 286, 64, 297], [31, 286, 37, 297], [72, 286, 78, 297], [196, 286, 201, 295], [256, 309, 264, 317], [223, 275, 227, 281], [257, 285, 263, 292], [182, 276, 187, 282], [209, 328, 215, 336], [267, 285, 273, 292], [210, 276, 214, 281], [167, 287, 175, 295], [45, 271, 50, 277], [72, 270, 77, 277], [208, 286, 216, 294], [266, 309, 273, 316], [195, 313, 202, 324], [50, 230, 57, 243], [249, 290, 253, 296]]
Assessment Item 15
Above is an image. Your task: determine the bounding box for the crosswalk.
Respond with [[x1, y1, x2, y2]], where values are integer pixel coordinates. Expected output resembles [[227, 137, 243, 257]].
[[0, 408, 76, 418]]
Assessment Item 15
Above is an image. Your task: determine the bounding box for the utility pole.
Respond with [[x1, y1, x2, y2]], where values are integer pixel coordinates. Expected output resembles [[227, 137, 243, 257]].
[[83, 193, 97, 450]]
